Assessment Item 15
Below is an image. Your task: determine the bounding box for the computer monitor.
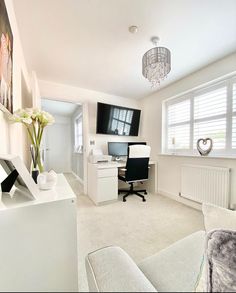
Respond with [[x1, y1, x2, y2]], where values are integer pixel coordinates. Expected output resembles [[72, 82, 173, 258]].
[[108, 142, 128, 160], [128, 142, 146, 147], [108, 142, 147, 160]]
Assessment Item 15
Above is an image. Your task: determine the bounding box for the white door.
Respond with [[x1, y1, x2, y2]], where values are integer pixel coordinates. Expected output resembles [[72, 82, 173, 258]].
[[44, 122, 71, 173]]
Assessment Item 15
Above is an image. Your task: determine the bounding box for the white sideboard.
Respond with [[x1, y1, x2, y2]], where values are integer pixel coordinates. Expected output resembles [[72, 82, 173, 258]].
[[88, 161, 157, 205], [0, 174, 78, 292]]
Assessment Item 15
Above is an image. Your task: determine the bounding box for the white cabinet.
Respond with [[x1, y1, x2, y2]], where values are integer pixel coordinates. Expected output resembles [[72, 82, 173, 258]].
[[88, 163, 118, 205], [0, 174, 78, 292]]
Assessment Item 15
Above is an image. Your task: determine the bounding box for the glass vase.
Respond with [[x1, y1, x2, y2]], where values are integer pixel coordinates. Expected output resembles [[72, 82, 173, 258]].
[[35, 146, 44, 173], [32, 169, 39, 183], [30, 145, 44, 175]]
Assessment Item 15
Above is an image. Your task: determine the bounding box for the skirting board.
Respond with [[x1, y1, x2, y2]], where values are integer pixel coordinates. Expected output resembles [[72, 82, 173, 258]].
[[158, 190, 236, 211], [71, 171, 84, 185], [158, 189, 202, 211]]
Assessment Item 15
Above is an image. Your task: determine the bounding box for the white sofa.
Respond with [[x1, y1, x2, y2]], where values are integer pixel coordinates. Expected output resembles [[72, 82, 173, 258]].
[[85, 231, 205, 292]]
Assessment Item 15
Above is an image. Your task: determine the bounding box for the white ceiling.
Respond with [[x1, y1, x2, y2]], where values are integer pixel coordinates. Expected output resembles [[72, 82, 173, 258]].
[[42, 99, 80, 116], [13, 0, 236, 99]]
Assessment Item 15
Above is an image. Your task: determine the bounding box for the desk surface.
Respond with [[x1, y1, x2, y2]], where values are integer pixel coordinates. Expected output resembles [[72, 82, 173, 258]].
[[89, 160, 157, 169]]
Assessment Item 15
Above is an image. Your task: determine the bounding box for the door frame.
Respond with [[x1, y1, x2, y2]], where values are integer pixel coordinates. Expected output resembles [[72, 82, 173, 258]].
[[41, 98, 89, 195]]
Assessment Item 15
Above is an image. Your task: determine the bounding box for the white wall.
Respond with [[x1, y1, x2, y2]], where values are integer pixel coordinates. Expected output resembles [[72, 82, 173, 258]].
[[39, 80, 144, 155], [141, 52, 236, 208], [31, 71, 41, 108], [0, 0, 32, 165]]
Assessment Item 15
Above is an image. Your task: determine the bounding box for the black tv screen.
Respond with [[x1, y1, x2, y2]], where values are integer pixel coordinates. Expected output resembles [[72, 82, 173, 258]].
[[96, 102, 141, 136]]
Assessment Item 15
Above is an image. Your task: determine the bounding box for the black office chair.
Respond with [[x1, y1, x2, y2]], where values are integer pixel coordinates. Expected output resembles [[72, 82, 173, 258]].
[[118, 145, 151, 202]]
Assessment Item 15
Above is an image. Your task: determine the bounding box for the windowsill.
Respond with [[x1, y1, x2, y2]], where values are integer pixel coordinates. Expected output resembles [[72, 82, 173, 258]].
[[159, 153, 236, 160]]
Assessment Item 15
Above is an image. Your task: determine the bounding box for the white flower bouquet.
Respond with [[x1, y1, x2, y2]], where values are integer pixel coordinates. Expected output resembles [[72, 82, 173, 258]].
[[10, 108, 55, 173]]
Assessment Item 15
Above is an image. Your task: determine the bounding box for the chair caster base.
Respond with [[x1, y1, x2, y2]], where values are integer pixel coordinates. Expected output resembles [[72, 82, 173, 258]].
[[144, 191, 147, 195], [143, 198, 146, 202], [123, 198, 126, 202]]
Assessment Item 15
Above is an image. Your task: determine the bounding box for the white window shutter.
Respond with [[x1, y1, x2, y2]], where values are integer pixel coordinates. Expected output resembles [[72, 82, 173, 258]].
[[193, 86, 227, 150], [164, 77, 236, 155], [232, 83, 236, 149], [167, 99, 190, 150]]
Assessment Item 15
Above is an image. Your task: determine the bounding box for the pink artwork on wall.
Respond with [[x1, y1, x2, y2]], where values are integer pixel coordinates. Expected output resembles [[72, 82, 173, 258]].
[[0, 0, 13, 113]]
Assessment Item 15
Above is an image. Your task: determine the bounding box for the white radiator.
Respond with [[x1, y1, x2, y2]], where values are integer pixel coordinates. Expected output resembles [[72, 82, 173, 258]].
[[181, 164, 230, 208]]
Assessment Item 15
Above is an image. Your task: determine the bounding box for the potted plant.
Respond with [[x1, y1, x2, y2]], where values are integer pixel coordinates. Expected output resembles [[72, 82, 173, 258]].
[[10, 108, 54, 182]]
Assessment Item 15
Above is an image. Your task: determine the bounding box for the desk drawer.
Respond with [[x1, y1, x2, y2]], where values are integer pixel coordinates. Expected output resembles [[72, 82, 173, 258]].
[[98, 177, 118, 202], [97, 168, 117, 178]]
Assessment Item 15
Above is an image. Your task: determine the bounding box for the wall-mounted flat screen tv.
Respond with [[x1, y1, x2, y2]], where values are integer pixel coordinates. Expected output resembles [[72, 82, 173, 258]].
[[96, 102, 141, 136]]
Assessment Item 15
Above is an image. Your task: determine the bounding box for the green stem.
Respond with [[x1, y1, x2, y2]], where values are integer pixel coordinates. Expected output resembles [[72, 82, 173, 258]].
[[36, 124, 44, 173], [39, 126, 44, 145], [33, 145, 43, 173], [37, 153, 44, 173], [26, 122, 44, 173], [26, 126, 35, 147], [32, 123, 37, 145], [36, 123, 41, 145]]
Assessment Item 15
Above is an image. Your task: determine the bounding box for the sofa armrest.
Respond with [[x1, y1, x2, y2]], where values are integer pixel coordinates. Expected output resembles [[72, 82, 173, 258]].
[[85, 246, 157, 292]]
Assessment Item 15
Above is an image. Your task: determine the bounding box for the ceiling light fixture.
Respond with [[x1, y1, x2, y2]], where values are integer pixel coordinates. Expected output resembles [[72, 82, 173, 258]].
[[142, 36, 171, 87]]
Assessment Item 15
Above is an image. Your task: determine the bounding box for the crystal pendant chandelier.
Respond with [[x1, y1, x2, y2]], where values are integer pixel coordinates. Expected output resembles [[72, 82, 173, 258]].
[[142, 37, 171, 87]]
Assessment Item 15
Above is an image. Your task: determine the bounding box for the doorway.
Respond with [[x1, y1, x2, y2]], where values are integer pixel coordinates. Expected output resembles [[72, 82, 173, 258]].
[[41, 99, 85, 195]]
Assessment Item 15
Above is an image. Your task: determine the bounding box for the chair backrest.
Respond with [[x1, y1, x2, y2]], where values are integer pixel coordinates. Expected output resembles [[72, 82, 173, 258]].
[[125, 145, 151, 182]]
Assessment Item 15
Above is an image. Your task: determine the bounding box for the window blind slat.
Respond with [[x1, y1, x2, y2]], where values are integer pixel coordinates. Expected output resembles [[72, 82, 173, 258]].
[[194, 87, 227, 120], [193, 87, 227, 150], [168, 124, 190, 149], [232, 116, 236, 149], [168, 99, 190, 125], [233, 83, 236, 112], [194, 118, 226, 150]]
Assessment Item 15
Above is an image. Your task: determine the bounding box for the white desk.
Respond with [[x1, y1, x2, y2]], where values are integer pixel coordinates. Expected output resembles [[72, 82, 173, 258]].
[[0, 174, 78, 292], [88, 161, 157, 205]]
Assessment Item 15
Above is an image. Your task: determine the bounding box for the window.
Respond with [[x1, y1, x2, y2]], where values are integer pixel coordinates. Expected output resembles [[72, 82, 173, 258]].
[[193, 86, 227, 150], [110, 107, 134, 135], [167, 99, 190, 150], [74, 114, 83, 153], [163, 76, 236, 156], [232, 83, 236, 149]]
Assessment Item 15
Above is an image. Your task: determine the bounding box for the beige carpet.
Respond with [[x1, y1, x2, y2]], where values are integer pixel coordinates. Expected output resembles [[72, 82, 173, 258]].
[[65, 173, 204, 292]]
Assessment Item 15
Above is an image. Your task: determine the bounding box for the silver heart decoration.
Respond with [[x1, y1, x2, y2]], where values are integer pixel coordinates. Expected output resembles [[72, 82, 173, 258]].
[[197, 138, 213, 156]]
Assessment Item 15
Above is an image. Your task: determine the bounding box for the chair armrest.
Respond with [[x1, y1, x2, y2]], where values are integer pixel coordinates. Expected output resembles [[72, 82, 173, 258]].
[[85, 246, 157, 292]]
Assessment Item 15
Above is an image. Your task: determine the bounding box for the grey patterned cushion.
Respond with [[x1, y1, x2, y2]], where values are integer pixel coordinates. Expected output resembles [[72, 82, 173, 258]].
[[206, 230, 236, 292]]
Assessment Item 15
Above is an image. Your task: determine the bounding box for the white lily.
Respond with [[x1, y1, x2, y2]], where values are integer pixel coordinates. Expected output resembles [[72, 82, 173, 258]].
[[10, 108, 55, 173]]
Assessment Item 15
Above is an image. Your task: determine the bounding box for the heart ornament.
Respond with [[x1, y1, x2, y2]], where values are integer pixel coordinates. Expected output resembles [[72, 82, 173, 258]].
[[197, 138, 213, 156]]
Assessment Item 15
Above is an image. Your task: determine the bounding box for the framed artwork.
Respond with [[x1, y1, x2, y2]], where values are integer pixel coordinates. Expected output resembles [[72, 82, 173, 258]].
[[0, 0, 13, 113]]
